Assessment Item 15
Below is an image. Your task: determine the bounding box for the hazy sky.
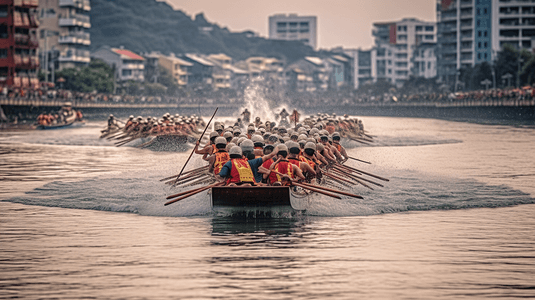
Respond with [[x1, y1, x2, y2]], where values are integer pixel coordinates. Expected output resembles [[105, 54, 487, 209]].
[[162, 0, 436, 50]]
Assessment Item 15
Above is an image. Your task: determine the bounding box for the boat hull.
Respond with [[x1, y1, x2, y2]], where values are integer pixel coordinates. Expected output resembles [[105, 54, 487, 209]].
[[211, 186, 308, 211]]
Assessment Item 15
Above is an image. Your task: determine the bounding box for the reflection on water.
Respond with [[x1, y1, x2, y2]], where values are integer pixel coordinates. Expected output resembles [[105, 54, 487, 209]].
[[211, 216, 308, 247]]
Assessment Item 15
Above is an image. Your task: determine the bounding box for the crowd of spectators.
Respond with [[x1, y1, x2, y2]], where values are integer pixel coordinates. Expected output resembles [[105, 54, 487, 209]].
[[1, 84, 534, 107]]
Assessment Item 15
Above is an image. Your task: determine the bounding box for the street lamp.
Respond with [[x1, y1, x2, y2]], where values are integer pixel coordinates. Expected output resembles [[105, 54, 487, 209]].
[[517, 55, 524, 88], [502, 73, 513, 87], [481, 79, 492, 90]]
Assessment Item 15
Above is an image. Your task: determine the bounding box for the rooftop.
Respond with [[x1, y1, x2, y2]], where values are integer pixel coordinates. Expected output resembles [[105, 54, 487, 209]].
[[112, 48, 145, 60]]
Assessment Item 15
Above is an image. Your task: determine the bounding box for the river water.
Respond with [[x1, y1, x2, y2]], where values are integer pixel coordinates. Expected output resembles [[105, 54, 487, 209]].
[[1, 115, 534, 299]]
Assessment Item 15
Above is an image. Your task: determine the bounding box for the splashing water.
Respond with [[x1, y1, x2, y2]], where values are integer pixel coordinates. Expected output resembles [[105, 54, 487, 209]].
[[241, 80, 290, 127]]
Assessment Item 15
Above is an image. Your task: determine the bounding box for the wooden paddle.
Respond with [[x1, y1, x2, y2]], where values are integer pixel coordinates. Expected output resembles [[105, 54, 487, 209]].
[[172, 108, 218, 184], [328, 168, 374, 190], [332, 166, 384, 187], [160, 165, 209, 182], [258, 166, 347, 200], [340, 164, 390, 182], [165, 181, 225, 206], [348, 156, 372, 164], [290, 182, 341, 199], [297, 181, 363, 199]]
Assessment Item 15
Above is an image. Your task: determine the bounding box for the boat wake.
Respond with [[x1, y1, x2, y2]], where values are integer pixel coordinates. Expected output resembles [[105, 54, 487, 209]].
[[4, 167, 533, 218]]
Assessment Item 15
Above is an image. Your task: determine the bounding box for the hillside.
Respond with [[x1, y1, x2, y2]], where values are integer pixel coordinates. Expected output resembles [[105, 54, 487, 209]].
[[89, 0, 316, 63]]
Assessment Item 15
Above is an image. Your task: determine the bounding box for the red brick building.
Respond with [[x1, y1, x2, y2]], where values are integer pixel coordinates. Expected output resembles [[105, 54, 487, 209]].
[[0, 0, 39, 91]]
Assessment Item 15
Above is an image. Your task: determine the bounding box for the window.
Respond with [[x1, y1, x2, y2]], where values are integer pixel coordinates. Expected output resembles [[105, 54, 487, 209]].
[[428, 62, 431, 69], [478, 42, 482, 48], [484, 53, 487, 59], [478, 53, 481, 59], [425, 35, 434, 39], [277, 22, 287, 28], [478, 31, 482, 37], [122, 69, 132, 76], [299, 22, 309, 27], [0, 48, 7, 58], [484, 8, 487, 14], [425, 26, 434, 31], [416, 26, 423, 31], [484, 42, 487, 47], [484, 31, 487, 37], [398, 35, 407, 41], [0, 6, 7, 18]]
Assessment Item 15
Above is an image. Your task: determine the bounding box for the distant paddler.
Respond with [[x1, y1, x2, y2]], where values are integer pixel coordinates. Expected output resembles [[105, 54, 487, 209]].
[[241, 108, 251, 123]]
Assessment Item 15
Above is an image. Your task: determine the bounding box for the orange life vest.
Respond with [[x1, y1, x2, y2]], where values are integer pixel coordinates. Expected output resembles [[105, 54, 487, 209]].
[[228, 158, 255, 184], [334, 143, 342, 152], [213, 150, 230, 175]]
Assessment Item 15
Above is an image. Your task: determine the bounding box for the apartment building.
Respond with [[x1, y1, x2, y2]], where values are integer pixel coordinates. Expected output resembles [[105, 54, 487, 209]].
[[158, 54, 192, 87], [92, 46, 145, 82], [268, 14, 317, 49], [0, 0, 40, 89], [436, 0, 535, 84], [38, 0, 91, 73], [372, 18, 437, 87]]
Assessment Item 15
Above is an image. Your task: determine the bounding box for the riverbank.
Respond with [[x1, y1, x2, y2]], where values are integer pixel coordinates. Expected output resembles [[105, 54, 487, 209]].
[[1, 97, 534, 122]]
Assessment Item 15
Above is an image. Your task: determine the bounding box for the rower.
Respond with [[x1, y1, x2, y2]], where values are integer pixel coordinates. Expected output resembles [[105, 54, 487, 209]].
[[223, 131, 233, 143], [267, 144, 305, 186], [207, 137, 230, 176], [194, 131, 219, 156], [331, 132, 349, 162], [241, 109, 251, 123], [239, 139, 279, 185], [246, 126, 255, 139], [286, 141, 315, 177], [251, 134, 264, 158], [218, 146, 255, 186]]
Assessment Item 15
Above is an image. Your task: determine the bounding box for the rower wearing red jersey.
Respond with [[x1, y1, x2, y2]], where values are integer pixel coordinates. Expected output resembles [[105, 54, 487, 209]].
[[218, 146, 256, 186], [267, 144, 305, 186], [286, 141, 316, 177]]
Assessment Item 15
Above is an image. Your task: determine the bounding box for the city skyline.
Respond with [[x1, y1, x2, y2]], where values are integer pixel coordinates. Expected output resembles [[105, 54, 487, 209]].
[[161, 0, 436, 49]]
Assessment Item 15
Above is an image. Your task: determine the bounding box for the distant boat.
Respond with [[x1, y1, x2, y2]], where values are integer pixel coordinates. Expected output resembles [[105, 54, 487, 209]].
[[36, 102, 84, 130]]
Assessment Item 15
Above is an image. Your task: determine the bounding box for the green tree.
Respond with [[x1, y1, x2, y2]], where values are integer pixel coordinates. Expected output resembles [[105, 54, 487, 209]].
[[56, 58, 114, 93]]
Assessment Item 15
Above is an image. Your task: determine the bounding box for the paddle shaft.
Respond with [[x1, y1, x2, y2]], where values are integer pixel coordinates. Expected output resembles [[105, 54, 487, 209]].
[[175, 108, 218, 181], [334, 166, 384, 187], [348, 156, 371, 165], [298, 181, 363, 199], [165, 181, 225, 205], [160, 165, 209, 182], [291, 182, 341, 199], [329, 168, 374, 190], [341, 165, 390, 182]]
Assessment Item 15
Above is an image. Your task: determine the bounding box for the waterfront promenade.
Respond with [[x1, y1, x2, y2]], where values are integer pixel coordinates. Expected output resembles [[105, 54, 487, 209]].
[[1, 97, 534, 121]]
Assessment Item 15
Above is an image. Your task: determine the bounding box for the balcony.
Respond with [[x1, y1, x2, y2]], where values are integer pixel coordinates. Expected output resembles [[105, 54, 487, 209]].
[[13, 54, 39, 68], [14, 0, 38, 8], [58, 32, 90, 45], [59, 14, 91, 28], [59, 0, 91, 11], [59, 48, 90, 63]]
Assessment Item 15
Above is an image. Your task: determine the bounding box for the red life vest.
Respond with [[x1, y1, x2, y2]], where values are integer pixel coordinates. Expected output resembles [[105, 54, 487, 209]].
[[288, 157, 301, 167], [213, 150, 230, 175], [270, 160, 294, 185], [334, 143, 342, 152], [228, 158, 255, 184]]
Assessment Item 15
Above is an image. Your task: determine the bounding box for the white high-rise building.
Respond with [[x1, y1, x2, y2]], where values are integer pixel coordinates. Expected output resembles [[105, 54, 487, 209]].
[[372, 18, 437, 87], [268, 14, 317, 49], [436, 0, 535, 85]]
